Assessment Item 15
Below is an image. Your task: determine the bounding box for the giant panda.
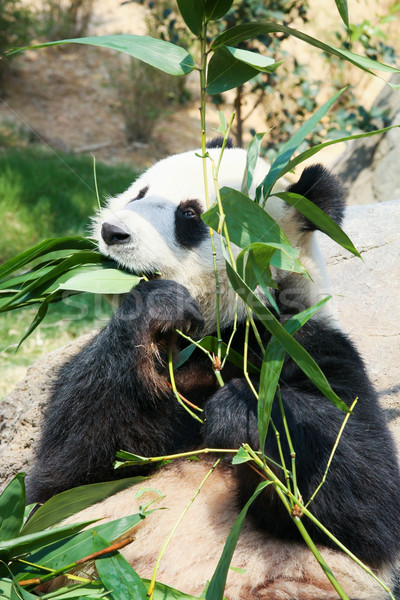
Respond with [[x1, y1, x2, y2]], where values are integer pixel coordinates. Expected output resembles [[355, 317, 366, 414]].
[[26, 140, 400, 600]]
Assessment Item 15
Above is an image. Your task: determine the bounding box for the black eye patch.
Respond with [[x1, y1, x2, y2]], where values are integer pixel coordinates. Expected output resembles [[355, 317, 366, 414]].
[[175, 200, 208, 248]]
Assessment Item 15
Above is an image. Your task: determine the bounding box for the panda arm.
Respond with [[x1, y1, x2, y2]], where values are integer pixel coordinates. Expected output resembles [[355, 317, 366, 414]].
[[26, 280, 204, 504], [204, 322, 400, 566]]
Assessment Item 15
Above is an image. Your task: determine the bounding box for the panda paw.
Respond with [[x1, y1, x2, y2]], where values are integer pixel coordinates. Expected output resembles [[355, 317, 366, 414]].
[[204, 379, 259, 449], [118, 279, 205, 338]]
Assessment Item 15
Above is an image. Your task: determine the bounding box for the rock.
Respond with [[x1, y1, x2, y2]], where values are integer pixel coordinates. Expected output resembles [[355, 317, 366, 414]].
[[332, 75, 400, 205], [0, 200, 399, 491], [0, 334, 94, 491], [318, 198, 400, 433]]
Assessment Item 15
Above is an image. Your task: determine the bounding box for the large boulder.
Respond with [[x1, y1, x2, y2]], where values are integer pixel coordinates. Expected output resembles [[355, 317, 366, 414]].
[[332, 76, 400, 205], [0, 199, 399, 490]]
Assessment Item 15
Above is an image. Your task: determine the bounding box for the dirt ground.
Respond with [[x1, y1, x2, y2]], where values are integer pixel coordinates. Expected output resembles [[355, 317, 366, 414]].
[[1, 0, 398, 172]]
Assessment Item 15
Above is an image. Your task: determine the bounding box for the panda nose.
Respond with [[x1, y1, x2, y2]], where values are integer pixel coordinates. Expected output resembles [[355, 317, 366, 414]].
[[101, 223, 131, 245]]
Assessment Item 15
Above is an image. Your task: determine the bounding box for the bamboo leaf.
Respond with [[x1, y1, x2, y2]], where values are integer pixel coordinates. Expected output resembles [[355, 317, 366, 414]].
[[334, 0, 349, 29], [0, 474, 26, 542], [205, 481, 271, 600], [275, 191, 360, 257], [93, 532, 147, 600], [15, 515, 145, 581], [231, 447, 252, 465], [0, 237, 94, 281], [226, 47, 282, 71], [22, 477, 147, 535], [205, 0, 234, 21], [260, 88, 346, 199], [1, 252, 104, 310], [60, 268, 141, 294], [177, 0, 205, 35], [241, 132, 266, 196], [202, 189, 307, 275], [225, 264, 349, 413], [212, 23, 400, 84], [141, 580, 200, 600], [7, 36, 195, 76], [258, 297, 331, 450], [207, 46, 282, 94], [16, 293, 58, 348], [202, 187, 290, 247], [278, 125, 400, 177], [0, 520, 96, 561]]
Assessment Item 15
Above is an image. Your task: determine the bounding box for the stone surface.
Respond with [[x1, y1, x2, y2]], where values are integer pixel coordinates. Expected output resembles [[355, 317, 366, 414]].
[[332, 75, 400, 205], [0, 334, 94, 490], [0, 200, 399, 490]]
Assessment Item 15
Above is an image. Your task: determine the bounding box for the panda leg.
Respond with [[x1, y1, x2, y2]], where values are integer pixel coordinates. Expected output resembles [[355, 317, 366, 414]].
[[204, 331, 400, 567], [26, 279, 204, 504]]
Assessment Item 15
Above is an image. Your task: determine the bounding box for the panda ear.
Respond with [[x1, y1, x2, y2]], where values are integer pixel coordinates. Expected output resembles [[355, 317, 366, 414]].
[[206, 136, 233, 149], [286, 164, 345, 230]]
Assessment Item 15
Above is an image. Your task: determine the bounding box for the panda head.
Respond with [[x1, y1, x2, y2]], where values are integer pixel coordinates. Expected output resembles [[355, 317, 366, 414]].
[[92, 143, 344, 333]]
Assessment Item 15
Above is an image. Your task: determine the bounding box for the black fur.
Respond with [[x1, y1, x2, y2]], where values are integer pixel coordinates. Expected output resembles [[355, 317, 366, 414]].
[[26, 163, 400, 581], [204, 321, 400, 567], [175, 200, 208, 248], [206, 136, 233, 149], [286, 164, 345, 230]]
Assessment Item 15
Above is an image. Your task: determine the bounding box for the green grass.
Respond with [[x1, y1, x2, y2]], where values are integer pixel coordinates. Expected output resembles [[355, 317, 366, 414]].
[[0, 146, 139, 399], [0, 146, 139, 262]]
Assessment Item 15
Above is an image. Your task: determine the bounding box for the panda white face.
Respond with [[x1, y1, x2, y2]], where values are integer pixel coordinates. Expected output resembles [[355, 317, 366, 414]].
[[92, 146, 333, 333]]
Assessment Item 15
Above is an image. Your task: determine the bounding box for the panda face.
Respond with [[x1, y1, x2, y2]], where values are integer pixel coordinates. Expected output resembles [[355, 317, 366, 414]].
[[92, 147, 334, 333], [92, 147, 276, 332]]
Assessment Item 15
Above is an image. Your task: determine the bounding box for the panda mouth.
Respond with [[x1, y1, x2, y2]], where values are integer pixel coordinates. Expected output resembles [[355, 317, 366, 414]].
[[143, 271, 160, 281]]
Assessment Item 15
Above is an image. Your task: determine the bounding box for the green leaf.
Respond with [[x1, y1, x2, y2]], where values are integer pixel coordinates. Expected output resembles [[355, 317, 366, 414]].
[[141, 579, 200, 600], [0, 520, 96, 561], [260, 88, 346, 199], [1, 252, 104, 311], [114, 452, 152, 468], [174, 344, 196, 369], [226, 47, 282, 72], [207, 46, 282, 94], [177, 0, 205, 35], [275, 191, 360, 257], [225, 264, 349, 413], [60, 268, 141, 294], [93, 532, 147, 600], [205, 481, 271, 600], [202, 187, 289, 247], [16, 292, 57, 347], [8, 35, 195, 76], [212, 23, 400, 83], [10, 580, 36, 600], [278, 125, 400, 178], [237, 244, 276, 292], [38, 582, 106, 599], [231, 447, 252, 465], [205, 0, 234, 21], [0, 474, 26, 542], [22, 477, 148, 535], [202, 188, 307, 275], [15, 515, 145, 581], [258, 297, 332, 450], [0, 237, 93, 281], [334, 0, 349, 29], [241, 132, 266, 196]]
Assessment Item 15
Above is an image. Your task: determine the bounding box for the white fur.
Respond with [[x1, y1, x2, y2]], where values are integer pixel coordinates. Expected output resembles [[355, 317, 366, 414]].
[[92, 147, 335, 334]]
